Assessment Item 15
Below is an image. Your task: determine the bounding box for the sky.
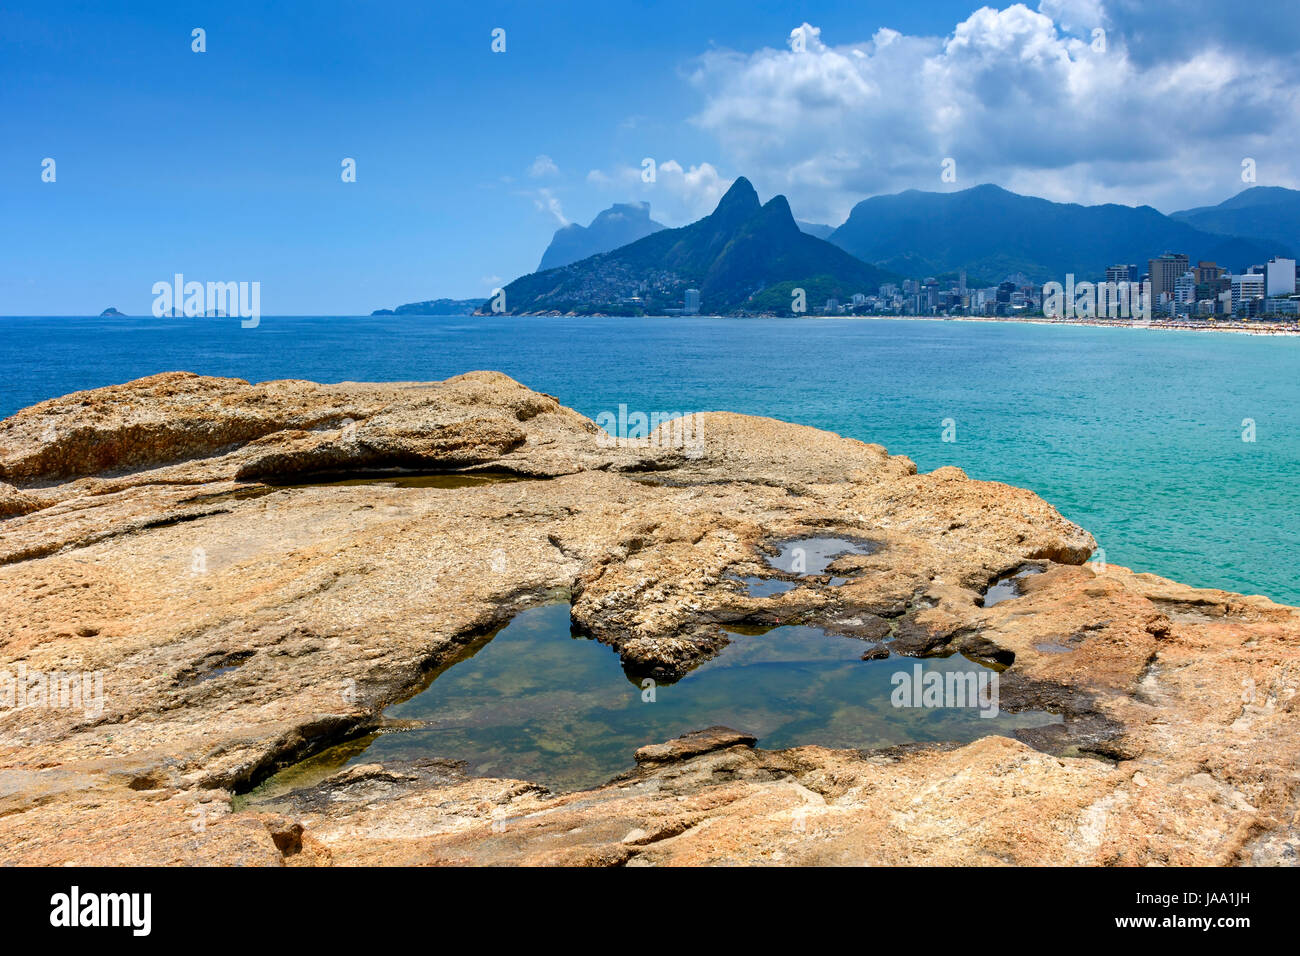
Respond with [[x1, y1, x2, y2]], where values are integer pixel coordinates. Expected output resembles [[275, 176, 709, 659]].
[[3, 0, 1299, 314]]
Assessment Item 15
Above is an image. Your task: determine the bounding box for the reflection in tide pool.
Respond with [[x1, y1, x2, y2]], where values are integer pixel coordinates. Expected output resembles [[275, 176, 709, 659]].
[[763, 536, 876, 574], [982, 565, 1046, 607], [244, 602, 1060, 801]]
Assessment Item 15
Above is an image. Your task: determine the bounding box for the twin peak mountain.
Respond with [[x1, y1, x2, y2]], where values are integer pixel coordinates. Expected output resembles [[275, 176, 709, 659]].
[[489, 178, 891, 315]]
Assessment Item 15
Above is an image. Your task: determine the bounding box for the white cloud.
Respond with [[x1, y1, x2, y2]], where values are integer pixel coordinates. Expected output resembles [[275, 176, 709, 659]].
[[585, 159, 733, 225], [532, 188, 569, 226], [1038, 0, 1106, 34], [686, 3, 1300, 221], [528, 154, 559, 178]]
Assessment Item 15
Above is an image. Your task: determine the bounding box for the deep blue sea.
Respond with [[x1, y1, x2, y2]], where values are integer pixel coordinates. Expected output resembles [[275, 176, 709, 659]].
[[2, 315, 1297, 604]]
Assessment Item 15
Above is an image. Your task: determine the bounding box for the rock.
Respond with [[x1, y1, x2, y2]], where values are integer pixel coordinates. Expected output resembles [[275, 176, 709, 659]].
[[0, 482, 40, 518], [262, 816, 304, 857], [634, 726, 758, 763], [1143, 612, 1174, 639], [0, 371, 1296, 866]]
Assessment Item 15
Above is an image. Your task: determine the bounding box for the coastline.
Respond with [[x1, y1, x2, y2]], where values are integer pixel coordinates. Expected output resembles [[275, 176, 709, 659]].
[[685, 314, 1300, 335], [457, 311, 1300, 334], [862, 314, 1300, 335], [6, 312, 1299, 335]]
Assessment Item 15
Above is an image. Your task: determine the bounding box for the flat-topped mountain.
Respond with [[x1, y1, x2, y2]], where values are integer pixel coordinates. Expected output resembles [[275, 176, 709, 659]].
[[539, 202, 665, 271], [491, 178, 897, 315]]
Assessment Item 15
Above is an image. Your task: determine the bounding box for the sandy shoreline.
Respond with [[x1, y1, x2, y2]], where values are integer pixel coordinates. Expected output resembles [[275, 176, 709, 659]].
[[885, 314, 1300, 335], [734, 314, 1300, 335], [494, 312, 1300, 334]]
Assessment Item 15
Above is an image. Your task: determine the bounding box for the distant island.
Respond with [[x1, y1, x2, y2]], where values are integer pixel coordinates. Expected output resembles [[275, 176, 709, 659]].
[[372, 298, 485, 316], [100, 307, 126, 316]]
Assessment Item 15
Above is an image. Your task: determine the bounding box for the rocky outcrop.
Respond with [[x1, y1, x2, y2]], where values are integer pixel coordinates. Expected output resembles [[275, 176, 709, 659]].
[[0, 371, 1296, 866]]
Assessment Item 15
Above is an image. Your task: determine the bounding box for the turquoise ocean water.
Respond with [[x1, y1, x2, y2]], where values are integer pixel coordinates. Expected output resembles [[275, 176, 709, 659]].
[[2, 315, 1296, 604]]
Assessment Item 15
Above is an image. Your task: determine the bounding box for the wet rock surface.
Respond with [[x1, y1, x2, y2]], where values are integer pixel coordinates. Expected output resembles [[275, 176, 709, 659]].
[[633, 726, 758, 764], [0, 371, 1296, 866]]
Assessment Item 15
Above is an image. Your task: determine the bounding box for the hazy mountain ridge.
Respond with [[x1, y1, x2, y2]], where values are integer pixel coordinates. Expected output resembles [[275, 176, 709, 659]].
[[1171, 186, 1300, 255], [796, 220, 835, 239], [828, 183, 1289, 281]]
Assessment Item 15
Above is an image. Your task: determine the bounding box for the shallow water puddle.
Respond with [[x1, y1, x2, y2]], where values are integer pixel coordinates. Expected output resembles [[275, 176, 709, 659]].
[[727, 574, 798, 597], [763, 536, 876, 575], [243, 602, 1060, 802], [982, 565, 1045, 607]]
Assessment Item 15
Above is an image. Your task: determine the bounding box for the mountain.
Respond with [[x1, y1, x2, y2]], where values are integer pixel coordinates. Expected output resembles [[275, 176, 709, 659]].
[[489, 177, 898, 315], [796, 220, 836, 240], [372, 298, 485, 316], [538, 202, 665, 271], [829, 183, 1289, 281], [1171, 186, 1300, 255]]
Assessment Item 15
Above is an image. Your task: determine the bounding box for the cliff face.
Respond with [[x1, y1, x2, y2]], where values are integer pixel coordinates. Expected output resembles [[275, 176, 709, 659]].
[[0, 372, 1296, 865], [538, 202, 665, 272]]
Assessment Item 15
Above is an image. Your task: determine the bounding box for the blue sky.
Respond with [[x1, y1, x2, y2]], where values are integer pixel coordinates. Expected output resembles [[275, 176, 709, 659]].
[[3, 0, 1298, 314]]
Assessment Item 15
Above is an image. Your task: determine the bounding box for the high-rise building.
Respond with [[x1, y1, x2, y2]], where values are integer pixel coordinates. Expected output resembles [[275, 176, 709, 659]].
[[1149, 253, 1190, 300], [1194, 261, 1223, 284], [1232, 272, 1266, 314], [684, 288, 701, 314], [1106, 264, 1138, 284], [1174, 271, 1197, 311], [1265, 258, 1296, 297], [923, 278, 939, 312]]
